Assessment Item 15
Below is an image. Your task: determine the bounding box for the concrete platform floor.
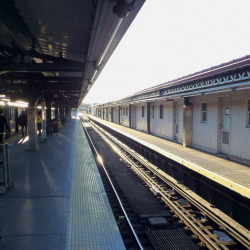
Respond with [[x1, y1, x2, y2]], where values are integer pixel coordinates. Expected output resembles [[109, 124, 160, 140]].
[[0, 122, 74, 250], [0, 119, 124, 250]]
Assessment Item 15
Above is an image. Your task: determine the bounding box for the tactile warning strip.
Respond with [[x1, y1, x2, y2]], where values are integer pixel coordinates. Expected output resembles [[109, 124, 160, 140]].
[[66, 121, 125, 250]]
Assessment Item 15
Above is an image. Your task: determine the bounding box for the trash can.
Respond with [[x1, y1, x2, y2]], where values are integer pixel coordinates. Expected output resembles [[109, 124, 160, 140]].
[[0, 144, 13, 194], [52, 119, 59, 133]]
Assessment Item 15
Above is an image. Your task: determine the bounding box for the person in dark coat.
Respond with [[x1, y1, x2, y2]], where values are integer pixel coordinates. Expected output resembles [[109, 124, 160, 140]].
[[37, 111, 42, 136], [0, 109, 11, 144], [18, 111, 28, 137]]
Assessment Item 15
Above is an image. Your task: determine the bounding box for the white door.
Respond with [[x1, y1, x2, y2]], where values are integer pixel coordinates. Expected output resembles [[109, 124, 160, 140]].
[[221, 98, 230, 154], [131, 105, 136, 129], [173, 101, 179, 141]]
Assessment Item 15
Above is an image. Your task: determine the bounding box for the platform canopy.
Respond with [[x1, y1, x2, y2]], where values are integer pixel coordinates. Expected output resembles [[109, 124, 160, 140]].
[[0, 0, 145, 108]]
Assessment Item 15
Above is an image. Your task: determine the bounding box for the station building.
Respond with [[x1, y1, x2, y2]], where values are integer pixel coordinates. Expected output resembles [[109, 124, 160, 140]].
[[93, 55, 250, 164]]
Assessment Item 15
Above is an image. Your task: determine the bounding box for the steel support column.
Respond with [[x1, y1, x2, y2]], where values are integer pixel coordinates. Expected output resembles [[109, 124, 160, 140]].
[[4, 106, 10, 140], [55, 105, 59, 121], [46, 103, 52, 135], [111, 107, 114, 122], [147, 102, 150, 134], [129, 104, 132, 128], [15, 107, 18, 133], [118, 106, 121, 125], [41, 102, 47, 142], [27, 105, 38, 150], [183, 97, 193, 147]]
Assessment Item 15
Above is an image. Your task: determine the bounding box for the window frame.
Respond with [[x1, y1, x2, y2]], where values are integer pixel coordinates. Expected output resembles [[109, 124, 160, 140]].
[[160, 105, 163, 119], [247, 99, 250, 127], [142, 106, 144, 118], [201, 102, 207, 123]]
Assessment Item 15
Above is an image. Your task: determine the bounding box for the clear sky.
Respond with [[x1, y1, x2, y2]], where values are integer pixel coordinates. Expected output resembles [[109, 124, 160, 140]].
[[83, 0, 250, 104]]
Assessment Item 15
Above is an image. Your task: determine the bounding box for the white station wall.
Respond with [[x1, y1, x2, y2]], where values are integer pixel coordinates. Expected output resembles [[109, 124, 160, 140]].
[[174, 100, 183, 144], [150, 101, 174, 139], [192, 94, 219, 153], [135, 103, 147, 132], [131, 104, 136, 129], [230, 89, 250, 161], [120, 105, 130, 127], [94, 88, 250, 162]]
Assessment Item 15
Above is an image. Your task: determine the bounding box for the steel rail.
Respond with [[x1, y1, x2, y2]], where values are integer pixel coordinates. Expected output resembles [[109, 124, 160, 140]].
[[153, 167, 250, 249], [124, 146, 250, 249], [90, 120, 223, 249], [132, 154, 250, 249], [81, 118, 144, 250], [126, 144, 250, 249], [90, 118, 250, 248], [110, 143, 224, 249], [89, 119, 250, 249]]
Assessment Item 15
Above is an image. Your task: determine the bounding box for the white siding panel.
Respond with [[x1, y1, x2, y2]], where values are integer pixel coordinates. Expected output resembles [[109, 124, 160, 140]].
[[108, 108, 112, 121], [230, 90, 250, 160], [104, 109, 107, 120], [120, 105, 129, 127], [150, 101, 174, 139], [113, 107, 119, 124], [177, 101, 183, 144], [131, 105, 136, 129], [135, 103, 147, 132], [192, 95, 219, 153]]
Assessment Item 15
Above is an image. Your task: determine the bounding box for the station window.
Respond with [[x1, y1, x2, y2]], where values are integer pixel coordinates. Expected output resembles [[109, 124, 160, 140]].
[[201, 102, 207, 122], [142, 106, 144, 118], [152, 106, 154, 118], [160, 105, 163, 119], [123, 108, 125, 116], [247, 99, 250, 126], [126, 107, 128, 116]]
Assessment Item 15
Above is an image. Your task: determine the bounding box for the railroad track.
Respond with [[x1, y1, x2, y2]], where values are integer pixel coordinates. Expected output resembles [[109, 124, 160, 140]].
[[82, 119, 145, 249], [82, 116, 250, 250]]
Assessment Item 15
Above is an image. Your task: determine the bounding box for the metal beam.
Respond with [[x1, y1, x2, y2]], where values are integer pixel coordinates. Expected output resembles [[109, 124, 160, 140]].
[[0, 45, 86, 64], [27, 50, 85, 64], [0, 63, 84, 72], [0, 1, 39, 53], [34, 82, 82, 91], [1, 75, 82, 82]]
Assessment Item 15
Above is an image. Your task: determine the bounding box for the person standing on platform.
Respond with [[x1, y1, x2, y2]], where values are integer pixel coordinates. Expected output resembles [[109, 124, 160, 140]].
[[0, 109, 11, 144], [18, 111, 28, 137], [37, 111, 42, 136]]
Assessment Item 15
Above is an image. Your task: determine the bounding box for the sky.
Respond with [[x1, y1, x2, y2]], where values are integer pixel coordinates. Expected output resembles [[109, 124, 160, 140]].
[[83, 0, 250, 104]]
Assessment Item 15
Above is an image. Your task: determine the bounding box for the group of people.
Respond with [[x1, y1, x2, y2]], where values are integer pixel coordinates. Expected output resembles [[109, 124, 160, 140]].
[[18, 111, 42, 137], [18, 111, 28, 137], [0, 109, 42, 144], [0, 109, 11, 144]]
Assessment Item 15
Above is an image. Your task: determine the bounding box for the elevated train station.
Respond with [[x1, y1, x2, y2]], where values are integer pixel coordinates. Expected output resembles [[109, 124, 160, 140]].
[[0, 0, 145, 149], [0, 0, 250, 249], [0, 0, 146, 249], [93, 55, 250, 164], [91, 55, 250, 238]]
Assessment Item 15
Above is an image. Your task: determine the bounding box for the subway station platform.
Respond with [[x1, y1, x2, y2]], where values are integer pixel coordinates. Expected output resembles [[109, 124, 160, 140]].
[[88, 116, 250, 199], [0, 119, 125, 250]]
